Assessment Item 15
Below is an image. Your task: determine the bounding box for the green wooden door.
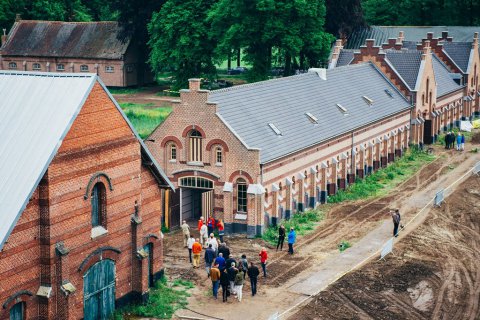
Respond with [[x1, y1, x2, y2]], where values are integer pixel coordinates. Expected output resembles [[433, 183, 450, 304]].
[[143, 243, 154, 287], [83, 259, 115, 320], [9, 302, 24, 320]]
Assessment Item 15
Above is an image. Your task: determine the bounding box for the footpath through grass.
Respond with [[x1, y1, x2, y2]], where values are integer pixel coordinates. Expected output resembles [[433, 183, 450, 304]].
[[263, 209, 325, 245], [120, 102, 172, 139], [113, 276, 193, 319], [328, 147, 436, 203]]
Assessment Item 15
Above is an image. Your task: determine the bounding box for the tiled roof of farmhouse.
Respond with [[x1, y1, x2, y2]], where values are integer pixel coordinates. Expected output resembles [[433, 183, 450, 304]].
[[0, 71, 172, 250], [1, 20, 130, 59], [431, 54, 464, 97], [209, 62, 411, 164], [384, 49, 422, 90], [345, 26, 480, 49], [335, 49, 355, 67], [442, 41, 473, 73]]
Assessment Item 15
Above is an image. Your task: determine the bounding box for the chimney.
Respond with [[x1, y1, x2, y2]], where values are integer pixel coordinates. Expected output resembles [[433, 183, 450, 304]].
[[473, 32, 479, 48], [15, 14, 21, 22], [441, 31, 449, 40], [331, 39, 344, 60], [421, 40, 431, 60], [397, 31, 404, 43], [188, 78, 201, 91], [1, 29, 6, 47], [426, 32, 434, 40]]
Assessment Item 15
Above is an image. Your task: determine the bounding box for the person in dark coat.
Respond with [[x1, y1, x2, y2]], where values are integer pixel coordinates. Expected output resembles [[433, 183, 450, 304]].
[[227, 262, 238, 295], [276, 225, 286, 251], [204, 244, 216, 277], [247, 262, 260, 296], [225, 255, 236, 271], [218, 242, 230, 259], [220, 269, 230, 302], [391, 209, 401, 237]]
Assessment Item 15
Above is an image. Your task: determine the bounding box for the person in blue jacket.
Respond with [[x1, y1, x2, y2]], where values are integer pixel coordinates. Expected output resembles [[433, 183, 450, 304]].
[[288, 227, 296, 254]]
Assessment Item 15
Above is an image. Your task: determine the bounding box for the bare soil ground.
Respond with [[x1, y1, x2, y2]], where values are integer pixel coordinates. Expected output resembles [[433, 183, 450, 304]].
[[112, 86, 174, 108], [160, 135, 480, 320], [292, 175, 480, 320]]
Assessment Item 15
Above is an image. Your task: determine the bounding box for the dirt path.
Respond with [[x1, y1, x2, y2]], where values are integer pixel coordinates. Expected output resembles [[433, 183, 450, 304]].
[[169, 143, 479, 320], [112, 87, 174, 108]]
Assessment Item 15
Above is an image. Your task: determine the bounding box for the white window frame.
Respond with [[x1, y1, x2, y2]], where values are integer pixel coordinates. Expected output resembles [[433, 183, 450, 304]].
[[32, 63, 41, 71], [105, 66, 114, 73], [56, 64, 65, 71], [80, 65, 89, 72], [8, 62, 17, 70]]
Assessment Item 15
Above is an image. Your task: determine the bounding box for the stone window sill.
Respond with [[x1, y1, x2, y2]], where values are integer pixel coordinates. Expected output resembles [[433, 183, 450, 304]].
[[169, 159, 177, 163], [215, 163, 223, 167], [234, 213, 247, 220], [187, 161, 204, 167], [91, 226, 108, 239]]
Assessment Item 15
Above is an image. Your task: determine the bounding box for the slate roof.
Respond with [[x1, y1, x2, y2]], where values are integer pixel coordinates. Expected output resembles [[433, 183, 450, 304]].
[[345, 26, 480, 49], [0, 71, 172, 250], [1, 21, 130, 59], [384, 50, 422, 90], [431, 54, 464, 97], [442, 41, 472, 73], [335, 49, 355, 67], [209, 63, 411, 164]]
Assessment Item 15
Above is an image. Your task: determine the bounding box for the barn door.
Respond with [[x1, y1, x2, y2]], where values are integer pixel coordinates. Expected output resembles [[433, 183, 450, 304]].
[[143, 243, 154, 287], [83, 259, 115, 320], [9, 302, 24, 320]]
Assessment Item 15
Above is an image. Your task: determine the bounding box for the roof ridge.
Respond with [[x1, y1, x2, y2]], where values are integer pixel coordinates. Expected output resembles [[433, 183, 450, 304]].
[[0, 70, 97, 78]]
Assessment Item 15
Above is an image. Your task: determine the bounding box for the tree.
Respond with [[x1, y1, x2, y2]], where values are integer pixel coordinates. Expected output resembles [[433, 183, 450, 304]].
[[325, 0, 366, 38], [148, 0, 217, 89]]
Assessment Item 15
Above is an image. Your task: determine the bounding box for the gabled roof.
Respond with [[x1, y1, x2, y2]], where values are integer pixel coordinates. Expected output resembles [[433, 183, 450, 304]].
[[345, 26, 480, 49], [431, 54, 464, 97], [442, 41, 472, 73], [1, 21, 130, 59], [209, 63, 411, 164], [385, 49, 422, 90], [335, 49, 355, 67], [0, 71, 172, 251]]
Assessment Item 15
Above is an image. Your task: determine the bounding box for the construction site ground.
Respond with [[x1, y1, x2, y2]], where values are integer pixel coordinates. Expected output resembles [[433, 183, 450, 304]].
[[160, 134, 480, 320]]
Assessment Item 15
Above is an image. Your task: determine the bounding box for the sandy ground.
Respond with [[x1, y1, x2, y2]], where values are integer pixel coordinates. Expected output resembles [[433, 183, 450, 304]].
[[156, 135, 480, 320], [113, 87, 174, 108]]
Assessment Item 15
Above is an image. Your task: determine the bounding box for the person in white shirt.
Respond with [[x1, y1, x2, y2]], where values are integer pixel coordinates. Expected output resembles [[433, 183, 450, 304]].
[[181, 220, 190, 247], [207, 233, 219, 253], [200, 224, 208, 248], [187, 235, 195, 264]]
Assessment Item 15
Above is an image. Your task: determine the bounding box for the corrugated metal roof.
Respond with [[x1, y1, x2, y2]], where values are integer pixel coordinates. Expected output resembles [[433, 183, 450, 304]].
[[442, 41, 472, 73], [345, 26, 479, 49], [385, 49, 422, 90], [1, 21, 130, 59], [0, 71, 172, 250], [209, 63, 411, 164], [432, 54, 463, 97]]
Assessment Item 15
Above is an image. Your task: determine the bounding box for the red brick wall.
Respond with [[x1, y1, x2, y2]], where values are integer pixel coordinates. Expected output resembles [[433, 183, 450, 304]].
[[0, 81, 164, 319]]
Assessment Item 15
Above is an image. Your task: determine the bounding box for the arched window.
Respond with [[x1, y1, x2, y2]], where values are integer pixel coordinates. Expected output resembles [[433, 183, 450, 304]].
[[426, 78, 430, 103], [188, 130, 202, 162], [8, 62, 17, 69], [32, 63, 41, 70], [265, 188, 268, 201], [170, 144, 177, 160], [10, 302, 24, 320], [215, 146, 223, 164], [91, 182, 106, 228], [80, 65, 89, 72], [237, 178, 247, 213]]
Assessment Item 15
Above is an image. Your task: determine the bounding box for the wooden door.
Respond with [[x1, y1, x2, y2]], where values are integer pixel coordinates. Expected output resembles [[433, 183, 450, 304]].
[[83, 259, 115, 320], [9, 302, 24, 320]]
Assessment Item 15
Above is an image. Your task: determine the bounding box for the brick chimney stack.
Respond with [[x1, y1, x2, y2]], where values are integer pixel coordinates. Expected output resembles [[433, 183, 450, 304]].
[[331, 39, 344, 61], [188, 78, 201, 91], [397, 31, 405, 44], [1, 29, 7, 47], [473, 32, 479, 48], [421, 40, 431, 60]]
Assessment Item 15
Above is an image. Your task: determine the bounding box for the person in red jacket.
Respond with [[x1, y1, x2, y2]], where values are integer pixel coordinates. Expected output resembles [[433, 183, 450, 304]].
[[259, 247, 268, 277], [207, 216, 216, 236], [198, 216, 204, 232], [217, 219, 225, 243]]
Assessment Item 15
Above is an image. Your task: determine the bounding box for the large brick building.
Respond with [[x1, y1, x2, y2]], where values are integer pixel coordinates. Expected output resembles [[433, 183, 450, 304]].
[[0, 71, 173, 319], [147, 63, 412, 237], [330, 30, 480, 145], [0, 20, 152, 87]]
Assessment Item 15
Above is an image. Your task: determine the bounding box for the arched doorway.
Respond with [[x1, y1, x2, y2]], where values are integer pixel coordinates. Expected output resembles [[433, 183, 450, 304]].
[[83, 259, 115, 320], [179, 176, 214, 223]]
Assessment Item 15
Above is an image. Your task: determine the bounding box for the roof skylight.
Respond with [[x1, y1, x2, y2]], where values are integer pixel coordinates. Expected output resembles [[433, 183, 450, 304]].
[[336, 104, 348, 115], [268, 123, 282, 135], [384, 89, 394, 98], [362, 96, 374, 105], [305, 112, 318, 124]]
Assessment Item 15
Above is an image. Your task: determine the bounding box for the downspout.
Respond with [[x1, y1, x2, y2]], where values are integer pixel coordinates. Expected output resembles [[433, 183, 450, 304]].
[[409, 92, 415, 145]]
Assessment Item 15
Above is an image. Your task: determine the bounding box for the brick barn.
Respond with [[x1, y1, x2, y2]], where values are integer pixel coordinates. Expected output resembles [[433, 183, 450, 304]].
[[147, 62, 412, 237], [0, 19, 153, 87], [0, 71, 173, 319], [330, 31, 480, 144]]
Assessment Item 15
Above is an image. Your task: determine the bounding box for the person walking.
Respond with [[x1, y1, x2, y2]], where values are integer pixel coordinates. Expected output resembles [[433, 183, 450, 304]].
[[187, 235, 195, 264], [227, 262, 238, 296], [220, 269, 230, 302], [205, 244, 216, 277], [207, 233, 219, 253], [456, 132, 462, 151], [247, 262, 260, 296], [215, 252, 226, 272], [276, 225, 286, 251], [210, 264, 221, 300], [240, 254, 248, 279], [207, 216, 216, 236], [181, 220, 190, 247], [217, 219, 225, 243], [234, 266, 245, 302], [288, 227, 296, 254], [198, 216, 204, 232], [461, 134, 465, 151], [259, 248, 268, 277], [218, 242, 230, 259], [226, 255, 236, 271], [391, 209, 401, 237], [200, 223, 208, 248], [192, 238, 202, 268]]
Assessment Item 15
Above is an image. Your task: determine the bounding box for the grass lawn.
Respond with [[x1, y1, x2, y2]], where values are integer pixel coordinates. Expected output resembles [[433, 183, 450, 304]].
[[120, 102, 172, 139], [113, 276, 193, 319], [328, 147, 436, 203], [109, 87, 149, 95]]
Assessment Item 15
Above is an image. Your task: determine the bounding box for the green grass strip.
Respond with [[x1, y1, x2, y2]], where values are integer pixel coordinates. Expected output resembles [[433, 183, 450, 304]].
[[120, 102, 172, 139]]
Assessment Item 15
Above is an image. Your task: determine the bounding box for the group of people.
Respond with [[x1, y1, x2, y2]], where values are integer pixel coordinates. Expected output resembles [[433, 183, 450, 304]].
[[445, 132, 465, 151], [275, 225, 297, 254]]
